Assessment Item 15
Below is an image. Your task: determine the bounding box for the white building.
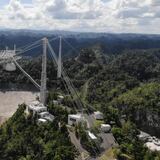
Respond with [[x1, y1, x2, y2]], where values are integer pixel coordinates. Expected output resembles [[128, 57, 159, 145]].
[[39, 112, 55, 122], [57, 95, 64, 103], [0, 46, 18, 72], [0, 48, 16, 60], [145, 142, 160, 152], [4, 62, 16, 72], [39, 112, 50, 118], [94, 111, 104, 120], [53, 100, 59, 105], [138, 131, 160, 152], [101, 124, 111, 133], [27, 101, 55, 123], [138, 131, 150, 141], [38, 118, 47, 124], [27, 101, 47, 116], [88, 131, 97, 140], [68, 114, 84, 126]]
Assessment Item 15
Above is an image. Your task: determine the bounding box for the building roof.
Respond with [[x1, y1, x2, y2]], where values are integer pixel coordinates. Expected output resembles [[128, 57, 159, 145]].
[[58, 95, 64, 99], [38, 118, 47, 123], [69, 114, 82, 119], [30, 100, 40, 106], [0, 50, 15, 60], [88, 131, 97, 140], [140, 131, 150, 137], [43, 115, 55, 122], [39, 112, 49, 116], [138, 131, 150, 139], [94, 111, 103, 115], [101, 124, 111, 128], [28, 100, 47, 112], [28, 105, 47, 112], [53, 100, 58, 103], [145, 142, 160, 151]]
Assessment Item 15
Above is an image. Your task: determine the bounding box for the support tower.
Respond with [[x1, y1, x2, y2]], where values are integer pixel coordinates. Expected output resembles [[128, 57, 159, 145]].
[[57, 36, 62, 78], [40, 38, 47, 105]]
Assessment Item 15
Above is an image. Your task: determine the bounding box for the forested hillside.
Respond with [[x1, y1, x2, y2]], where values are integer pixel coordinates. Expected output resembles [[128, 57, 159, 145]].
[[1, 30, 160, 57], [0, 104, 76, 160], [1, 45, 160, 135], [85, 48, 160, 136], [1, 44, 160, 159]]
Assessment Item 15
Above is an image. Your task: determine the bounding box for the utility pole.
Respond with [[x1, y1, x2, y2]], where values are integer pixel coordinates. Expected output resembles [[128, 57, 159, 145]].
[[57, 36, 62, 78], [40, 37, 47, 105]]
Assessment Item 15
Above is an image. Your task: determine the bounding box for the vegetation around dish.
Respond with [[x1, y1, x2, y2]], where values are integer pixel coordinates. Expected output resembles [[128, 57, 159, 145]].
[[1, 45, 160, 159]]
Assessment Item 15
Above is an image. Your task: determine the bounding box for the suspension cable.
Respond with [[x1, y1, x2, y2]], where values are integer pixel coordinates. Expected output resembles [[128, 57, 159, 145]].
[[12, 57, 40, 90], [17, 39, 42, 51], [15, 43, 42, 57], [62, 37, 80, 55], [47, 41, 82, 112]]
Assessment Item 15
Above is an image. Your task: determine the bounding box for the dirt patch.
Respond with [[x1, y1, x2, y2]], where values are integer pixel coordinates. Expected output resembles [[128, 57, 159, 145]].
[[0, 91, 39, 125]]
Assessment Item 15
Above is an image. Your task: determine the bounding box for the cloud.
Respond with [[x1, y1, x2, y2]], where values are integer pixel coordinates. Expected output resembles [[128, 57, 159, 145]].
[[0, 0, 159, 33], [42, 0, 102, 19]]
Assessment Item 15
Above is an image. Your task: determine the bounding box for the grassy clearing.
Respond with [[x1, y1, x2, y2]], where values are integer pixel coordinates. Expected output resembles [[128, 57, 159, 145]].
[[99, 148, 116, 160]]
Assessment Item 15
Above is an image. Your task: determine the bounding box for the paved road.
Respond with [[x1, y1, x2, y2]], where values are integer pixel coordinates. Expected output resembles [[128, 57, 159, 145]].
[[69, 130, 85, 153], [99, 133, 116, 150], [68, 113, 117, 160], [84, 113, 117, 159], [68, 128, 117, 160], [68, 129, 90, 160]]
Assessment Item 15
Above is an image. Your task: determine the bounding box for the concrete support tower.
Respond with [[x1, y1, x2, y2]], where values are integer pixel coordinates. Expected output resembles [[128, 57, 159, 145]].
[[14, 44, 16, 53], [57, 36, 62, 78], [40, 38, 47, 105]]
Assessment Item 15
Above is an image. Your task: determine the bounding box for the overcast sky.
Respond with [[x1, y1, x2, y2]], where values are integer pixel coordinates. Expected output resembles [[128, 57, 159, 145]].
[[0, 0, 159, 34]]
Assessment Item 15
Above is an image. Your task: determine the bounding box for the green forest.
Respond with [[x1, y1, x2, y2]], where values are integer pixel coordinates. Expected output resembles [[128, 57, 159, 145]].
[[0, 45, 160, 159], [0, 103, 77, 160]]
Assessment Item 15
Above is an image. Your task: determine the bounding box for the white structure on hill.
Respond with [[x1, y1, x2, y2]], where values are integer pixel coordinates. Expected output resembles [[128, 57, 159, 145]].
[[138, 131, 160, 152], [0, 45, 17, 71], [88, 131, 97, 140], [57, 95, 64, 102], [27, 101, 47, 116], [0, 45, 16, 59], [38, 111, 54, 122], [27, 101, 55, 123], [101, 124, 111, 133], [53, 100, 59, 105], [68, 114, 84, 126], [38, 118, 47, 124], [138, 131, 150, 141], [145, 141, 160, 151], [94, 111, 104, 120], [52, 95, 64, 105]]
